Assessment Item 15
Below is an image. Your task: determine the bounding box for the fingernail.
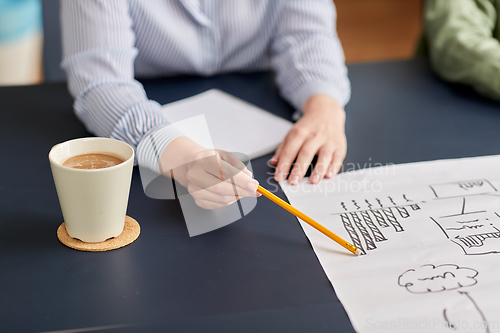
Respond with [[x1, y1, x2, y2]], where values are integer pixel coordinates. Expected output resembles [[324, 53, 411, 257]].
[[327, 170, 333, 178], [311, 174, 320, 183], [289, 175, 299, 185], [275, 172, 284, 181], [256, 192, 262, 197], [247, 182, 258, 191]]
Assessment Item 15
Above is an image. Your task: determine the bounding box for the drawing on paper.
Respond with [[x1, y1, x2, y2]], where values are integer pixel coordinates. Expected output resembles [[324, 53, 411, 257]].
[[332, 179, 500, 256], [429, 179, 497, 199], [398, 264, 489, 332], [332, 195, 422, 255], [280, 159, 500, 333], [428, 180, 500, 256]]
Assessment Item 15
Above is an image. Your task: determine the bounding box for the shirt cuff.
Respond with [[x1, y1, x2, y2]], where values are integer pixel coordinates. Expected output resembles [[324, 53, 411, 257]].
[[136, 124, 183, 175], [291, 81, 351, 120]]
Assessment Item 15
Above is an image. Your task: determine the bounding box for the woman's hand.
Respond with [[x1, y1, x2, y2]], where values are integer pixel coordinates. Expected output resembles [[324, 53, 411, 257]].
[[160, 137, 260, 210], [270, 94, 347, 185]]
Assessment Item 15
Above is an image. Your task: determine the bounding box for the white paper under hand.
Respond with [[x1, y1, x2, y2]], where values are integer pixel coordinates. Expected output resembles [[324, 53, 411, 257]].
[[162, 89, 293, 159]]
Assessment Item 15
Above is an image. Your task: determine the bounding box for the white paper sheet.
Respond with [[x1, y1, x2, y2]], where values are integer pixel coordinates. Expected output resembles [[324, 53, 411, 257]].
[[280, 155, 500, 332], [162, 89, 293, 159]]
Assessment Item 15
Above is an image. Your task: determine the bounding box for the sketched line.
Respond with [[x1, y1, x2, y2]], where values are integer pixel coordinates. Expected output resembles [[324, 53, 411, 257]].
[[429, 185, 438, 198], [330, 202, 422, 216], [430, 217, 449, 239], [382, 208, 404, 232], [442, 309, 456, 330], [485, 179, 498, 192], [372, 209, 389, 228], [429, 179, 496, 191], [361, 211, 387, 242], [352, 200, 361, 210], [396, 206, 410, 218], [350, 212, 377, 250], [432, 193, 496, 200], [458, 291, 490, 333], [446, 225, 484, 231], [439, 211, 486, 218], [402, 194, 412, 202], [456, 231, 500, 249], [340, 213, 365, 255], [456, 219, 479, 224], [410, 204, 421, 211], [365, 199, 373, 209]]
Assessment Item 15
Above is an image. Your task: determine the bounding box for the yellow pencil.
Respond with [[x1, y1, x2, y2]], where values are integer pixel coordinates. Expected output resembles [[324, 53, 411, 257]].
[[257, 185, 361, 256]]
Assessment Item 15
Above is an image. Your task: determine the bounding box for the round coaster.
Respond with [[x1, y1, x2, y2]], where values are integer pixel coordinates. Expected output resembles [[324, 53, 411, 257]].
[[57, 216, 140, 252]]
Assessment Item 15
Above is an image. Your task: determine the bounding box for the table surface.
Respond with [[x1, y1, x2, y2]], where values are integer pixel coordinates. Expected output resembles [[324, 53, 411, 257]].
[[2, 59, 500, 333]]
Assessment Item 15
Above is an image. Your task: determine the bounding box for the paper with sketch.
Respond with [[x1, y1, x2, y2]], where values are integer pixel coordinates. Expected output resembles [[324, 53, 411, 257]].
[[280, 155, 500, 332], [162, 89, 293, 159]]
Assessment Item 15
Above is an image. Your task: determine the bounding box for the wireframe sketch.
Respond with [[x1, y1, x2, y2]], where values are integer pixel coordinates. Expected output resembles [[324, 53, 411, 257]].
[[280, 159, 500, 333], [398, 264, 489, 332], [429, 180, 500, 255], [333, 195, 421, 255], [330, 179, 500, 256], [430, 179, 497, 199]]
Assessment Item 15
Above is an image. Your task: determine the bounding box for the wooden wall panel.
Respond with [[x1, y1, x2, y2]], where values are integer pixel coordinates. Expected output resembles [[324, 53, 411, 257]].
[[335, 0, 423, 63]]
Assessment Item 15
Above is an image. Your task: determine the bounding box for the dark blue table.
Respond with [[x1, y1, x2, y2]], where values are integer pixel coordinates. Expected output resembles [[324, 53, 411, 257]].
[[1, 59, 500, 332]]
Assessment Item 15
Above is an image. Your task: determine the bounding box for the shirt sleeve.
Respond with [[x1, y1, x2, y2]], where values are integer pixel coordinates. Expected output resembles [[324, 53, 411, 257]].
[[425, 0, 500, 100], [270, 0, 351, 116], [60, 0, 181, 174]]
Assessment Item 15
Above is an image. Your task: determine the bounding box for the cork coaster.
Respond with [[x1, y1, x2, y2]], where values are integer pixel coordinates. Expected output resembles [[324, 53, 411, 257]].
[[57, 216, 140, 252]]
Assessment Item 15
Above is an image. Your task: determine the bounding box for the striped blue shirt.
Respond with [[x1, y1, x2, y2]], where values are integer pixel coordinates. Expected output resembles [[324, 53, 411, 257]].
[[60, 0, 351, 174]]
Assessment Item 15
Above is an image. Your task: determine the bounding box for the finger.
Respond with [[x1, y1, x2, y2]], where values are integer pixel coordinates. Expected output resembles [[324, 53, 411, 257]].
[[195, 173, 259, 197], [326, 148, 346, 178], [269, 142, 284, 166], [275, 133, 306, 182], [242, 169, 253, 178], [189, 184, 242, 204], [194, 198, 238, 210], [288, 137, 322, 185], [215, 158, 259, 194], [218, 151, 247, 172], [219, 151, 253, 178], [186, 165, 257, 197], [310, 145, 334, 184], [195, 153, 258, 193]]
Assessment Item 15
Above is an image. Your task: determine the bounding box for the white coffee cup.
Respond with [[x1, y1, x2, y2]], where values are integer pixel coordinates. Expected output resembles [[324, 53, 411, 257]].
[[49, 138, 134, 243]]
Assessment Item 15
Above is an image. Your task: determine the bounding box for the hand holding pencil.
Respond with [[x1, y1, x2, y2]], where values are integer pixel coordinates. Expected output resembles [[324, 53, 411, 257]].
[[257, 185, 361, 256], [210, 149, 359, 255]]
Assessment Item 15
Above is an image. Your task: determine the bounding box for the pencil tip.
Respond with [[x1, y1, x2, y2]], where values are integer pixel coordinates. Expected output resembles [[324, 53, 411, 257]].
[[354, 249, 362, 256]]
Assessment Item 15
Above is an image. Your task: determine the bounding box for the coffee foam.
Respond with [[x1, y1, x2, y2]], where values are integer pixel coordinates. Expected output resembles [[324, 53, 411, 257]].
[[60, 151, 127, 169]]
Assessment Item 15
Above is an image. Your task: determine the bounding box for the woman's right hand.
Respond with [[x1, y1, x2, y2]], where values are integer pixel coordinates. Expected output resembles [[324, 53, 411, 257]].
[[160, 136, 260, 210]]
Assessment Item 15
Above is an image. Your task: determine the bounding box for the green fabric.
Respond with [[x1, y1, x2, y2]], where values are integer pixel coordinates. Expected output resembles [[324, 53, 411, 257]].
[[425, 0, 500, 100]]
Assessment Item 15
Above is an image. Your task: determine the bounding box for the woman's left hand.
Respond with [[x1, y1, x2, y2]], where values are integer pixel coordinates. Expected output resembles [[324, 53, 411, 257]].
[[270, 94, 347, 185]]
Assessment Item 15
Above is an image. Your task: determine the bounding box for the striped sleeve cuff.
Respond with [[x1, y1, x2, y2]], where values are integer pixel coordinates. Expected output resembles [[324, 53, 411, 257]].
[[290, 81, 351, 120], [136, 124, 183, 175]]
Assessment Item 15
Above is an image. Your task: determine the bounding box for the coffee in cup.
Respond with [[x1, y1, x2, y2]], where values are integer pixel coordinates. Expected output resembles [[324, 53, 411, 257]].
[[63, 153, 125, 170], [49, 138, 134, 243]]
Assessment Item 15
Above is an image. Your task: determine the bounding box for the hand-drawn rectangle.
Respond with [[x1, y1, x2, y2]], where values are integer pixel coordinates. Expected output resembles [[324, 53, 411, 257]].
[[429, 179, 496, 198]]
